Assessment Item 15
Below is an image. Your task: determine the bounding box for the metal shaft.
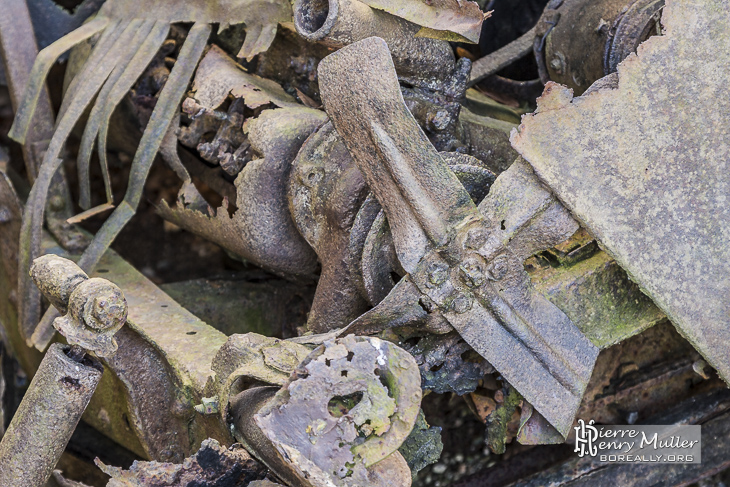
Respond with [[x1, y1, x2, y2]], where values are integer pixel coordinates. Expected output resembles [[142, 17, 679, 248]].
[[0, 343, 102, 487]]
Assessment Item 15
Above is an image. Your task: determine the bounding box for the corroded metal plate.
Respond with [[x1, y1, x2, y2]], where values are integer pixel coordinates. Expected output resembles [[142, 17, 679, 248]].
[[512, 0, 730, 381]]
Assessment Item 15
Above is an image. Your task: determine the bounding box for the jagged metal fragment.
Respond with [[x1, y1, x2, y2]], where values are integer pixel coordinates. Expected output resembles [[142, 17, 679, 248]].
[[96, 438, 266, 487], [359, 0, 487, 43], [319, 37, 598, 438], [289, 121, 371, 332], [398, 409, 443, 479], [206, 333, 313, 423], [189, 45, 300, 111], [512, 0, 730, 383], [96, 0, 291, 60], [158, 107, 327, 278], [403, 331, 494, 395], [255, 335, 420, 486]]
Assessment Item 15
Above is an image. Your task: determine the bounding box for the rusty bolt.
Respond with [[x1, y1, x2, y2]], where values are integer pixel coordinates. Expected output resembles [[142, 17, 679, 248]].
[[70, 279, 127, 332], [428, 262, 449, 286], [549, 52, 565, 75], [463, 227, 488, 250], [460, 258, 486, 288], [30, 255, 127, 357], [487, 254, 510, 281], [452, 295, 473, 314]]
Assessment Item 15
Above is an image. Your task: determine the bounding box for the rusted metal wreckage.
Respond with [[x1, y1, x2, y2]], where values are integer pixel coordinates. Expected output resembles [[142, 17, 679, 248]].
[[0, 0, 727, 485]]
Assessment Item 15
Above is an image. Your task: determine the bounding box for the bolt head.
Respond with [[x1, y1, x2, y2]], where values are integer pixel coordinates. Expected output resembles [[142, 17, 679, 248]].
[[464, 227, 488, 250], [487, 255, 510, 281], [452, 295, 473, 314], [428, 263, 449, 286], [549, 54, 565, 75], [460, 259, 486, 288]]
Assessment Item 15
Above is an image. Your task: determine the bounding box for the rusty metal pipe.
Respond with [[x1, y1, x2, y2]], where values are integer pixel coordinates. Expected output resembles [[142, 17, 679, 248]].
[[293, 0, 457, 90], [0, 343, 103, 487]]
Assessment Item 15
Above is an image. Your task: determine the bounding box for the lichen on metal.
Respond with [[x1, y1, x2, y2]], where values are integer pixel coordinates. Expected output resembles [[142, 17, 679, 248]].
[[207, 332, 313, 423], [255, 335, 421, 486], [512, 0, 730, 383]]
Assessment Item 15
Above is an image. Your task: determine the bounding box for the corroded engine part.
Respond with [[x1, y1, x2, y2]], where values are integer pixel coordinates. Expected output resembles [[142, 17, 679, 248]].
[[206, 333, 313, 424], [158, 107, 327, 278], [293, 0, 474, 153], [289, 122, 370, 333], [535, 0, 664, 94], [290, 119, 496, 333], [318, 37, 598, 439], [0, 243, 233, 464], [352, 153, 495, 311], [402, 331, 495, 395], [232, 386, 308, 487], [249, 335, 420, 487], [513, 0, 730, 385], [29, 254, 127, 357], [0, 343, 103, 487], [193, 97, 250, 176], [293, 0, 460, 92]]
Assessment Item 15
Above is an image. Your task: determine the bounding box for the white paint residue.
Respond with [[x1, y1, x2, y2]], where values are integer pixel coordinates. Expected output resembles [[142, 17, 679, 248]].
[[370, 337, 387, 366]]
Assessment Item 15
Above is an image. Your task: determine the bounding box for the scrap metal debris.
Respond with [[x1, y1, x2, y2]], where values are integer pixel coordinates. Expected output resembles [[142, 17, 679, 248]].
[[402, 332, 494, 395], [188, 45, 300, 111], [319, 37, 597, 438], [0, 255, 126, 487], [158, 106, 327, 278], [96, 438, 267, 486], [0, 0, 729, 485], [358, 0, 490, 43], [512, 0, 730, 383], [398, 409, 444, 479], [255, 335, 421, 486], [8, 0, 294, 352]]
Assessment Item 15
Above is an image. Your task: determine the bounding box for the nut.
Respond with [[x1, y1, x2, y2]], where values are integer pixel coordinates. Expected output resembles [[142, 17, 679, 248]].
[[30, 255, 127, 357], [428, 263, 449, 286]]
